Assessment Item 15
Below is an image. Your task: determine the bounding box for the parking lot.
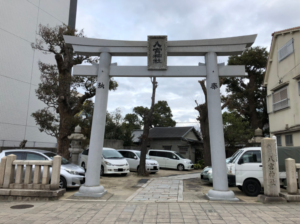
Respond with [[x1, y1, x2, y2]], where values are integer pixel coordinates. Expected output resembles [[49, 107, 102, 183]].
[[61, 169, 267, 203]]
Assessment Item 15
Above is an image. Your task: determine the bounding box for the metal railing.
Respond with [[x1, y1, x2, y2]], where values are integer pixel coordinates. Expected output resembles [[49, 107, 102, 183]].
[[273, 98, 289, 112]]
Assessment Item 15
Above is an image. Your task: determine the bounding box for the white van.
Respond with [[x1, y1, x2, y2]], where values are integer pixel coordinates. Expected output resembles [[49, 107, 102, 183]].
[[118, 150, 160, 173], [79, 148, 130, 176], [227, 147, 288, 196], [147, 149, 194, 171]]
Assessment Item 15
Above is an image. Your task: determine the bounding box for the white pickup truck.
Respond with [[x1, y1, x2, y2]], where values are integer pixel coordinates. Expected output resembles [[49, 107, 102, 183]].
[[226, 147, 295, 197]]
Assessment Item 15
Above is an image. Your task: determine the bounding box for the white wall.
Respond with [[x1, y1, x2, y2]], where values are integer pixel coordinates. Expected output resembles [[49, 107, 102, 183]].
[[0, 0, 71, 146]]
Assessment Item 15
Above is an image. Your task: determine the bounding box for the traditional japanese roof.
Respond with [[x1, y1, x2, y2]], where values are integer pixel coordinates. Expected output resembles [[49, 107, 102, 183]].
[[263, 26, 300, 86], [148, 126, 202, 141]]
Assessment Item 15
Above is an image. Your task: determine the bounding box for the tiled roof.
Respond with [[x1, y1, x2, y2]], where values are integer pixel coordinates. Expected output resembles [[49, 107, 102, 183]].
[[272, 26, 300, 36], [148, 126, 200, 140]]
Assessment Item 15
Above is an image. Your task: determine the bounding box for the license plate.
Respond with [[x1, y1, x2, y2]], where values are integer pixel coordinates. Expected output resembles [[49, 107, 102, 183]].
[[118, 168, 123, 171]]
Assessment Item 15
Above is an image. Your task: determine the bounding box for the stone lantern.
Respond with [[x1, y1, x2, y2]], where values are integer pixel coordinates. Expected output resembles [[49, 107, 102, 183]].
[[248, 127, 263, 146], [68, 125, 86, 164]]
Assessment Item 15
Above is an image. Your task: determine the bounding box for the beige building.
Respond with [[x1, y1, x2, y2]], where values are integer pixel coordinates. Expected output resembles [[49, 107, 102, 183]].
[[264, 26, 300, 146]]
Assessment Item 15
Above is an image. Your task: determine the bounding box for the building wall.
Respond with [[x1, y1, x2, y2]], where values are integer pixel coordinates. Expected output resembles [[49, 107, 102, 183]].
[[183, 131, 198, 140], [266, 30, 300, 146], [0, 0, 72, 147]]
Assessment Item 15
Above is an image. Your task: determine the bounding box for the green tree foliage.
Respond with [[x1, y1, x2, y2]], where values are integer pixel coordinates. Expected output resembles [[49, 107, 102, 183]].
[[31, 24, 118, 158], [133, 100, 176, 128], [105, 108, 123, 139], [222, 112, 252, 148], [222, 47, 269, 134], [123, 113, 141, 130]]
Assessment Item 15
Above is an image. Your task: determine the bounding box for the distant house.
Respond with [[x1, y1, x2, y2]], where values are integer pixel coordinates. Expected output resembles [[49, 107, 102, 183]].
[[263, 26, 300, 146], [148, 127, 203, 163]]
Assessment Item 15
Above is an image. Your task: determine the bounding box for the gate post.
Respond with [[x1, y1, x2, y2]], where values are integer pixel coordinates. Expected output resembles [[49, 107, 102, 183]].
[[205, 52, 238, 201], [74, 52, 111, 197]]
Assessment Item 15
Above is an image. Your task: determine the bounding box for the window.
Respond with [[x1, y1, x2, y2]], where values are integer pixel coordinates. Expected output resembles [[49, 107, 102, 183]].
[[118, 151, 128, 158], [285, 135, 293, 146], [163, 145, 172, 150], [26, 153, 47, 160], [82, 149, 89, 155], [239, 151, 261, 163], [273, 87, 289, 111], [278, 38, 294, 62], [276, 135, 282, 146], [127, 152, 136, 159], [5, 152, 25, 160], [178, 146, 188, 154], [156, 151, 166, 157], [149, 151, 157, 156]]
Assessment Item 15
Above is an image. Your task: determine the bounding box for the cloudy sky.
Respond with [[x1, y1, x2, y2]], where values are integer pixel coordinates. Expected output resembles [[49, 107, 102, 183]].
[[75, 0, 300, 130]]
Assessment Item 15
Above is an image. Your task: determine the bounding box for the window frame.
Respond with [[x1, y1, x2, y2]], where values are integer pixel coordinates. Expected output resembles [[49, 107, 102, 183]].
[[285, 134, 293, 146], [238, 150, 262, 164], [276, 135, 282, 146], [278, 38, 294, 62], [272, 86, 289, 112]]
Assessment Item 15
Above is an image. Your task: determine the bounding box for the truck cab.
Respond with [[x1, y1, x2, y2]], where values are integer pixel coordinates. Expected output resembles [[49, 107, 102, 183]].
[[227, 147, 264, 196]]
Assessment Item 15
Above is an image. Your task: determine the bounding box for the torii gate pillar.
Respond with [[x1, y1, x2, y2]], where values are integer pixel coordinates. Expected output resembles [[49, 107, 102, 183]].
[[205, 52, 237, 200], [74, 52, 111, 197]]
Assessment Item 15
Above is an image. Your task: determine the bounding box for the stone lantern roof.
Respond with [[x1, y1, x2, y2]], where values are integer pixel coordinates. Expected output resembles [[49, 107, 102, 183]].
[[68, 125, 86, 140]]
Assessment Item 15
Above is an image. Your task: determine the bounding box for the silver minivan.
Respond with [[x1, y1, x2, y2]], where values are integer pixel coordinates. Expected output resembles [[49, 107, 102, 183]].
[[118, 149, 159, 173], [0, 149, 85, 189]]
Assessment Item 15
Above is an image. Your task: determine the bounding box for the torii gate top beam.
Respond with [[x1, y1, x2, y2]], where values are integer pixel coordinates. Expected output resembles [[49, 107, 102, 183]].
[[64, 34, 257, 56]]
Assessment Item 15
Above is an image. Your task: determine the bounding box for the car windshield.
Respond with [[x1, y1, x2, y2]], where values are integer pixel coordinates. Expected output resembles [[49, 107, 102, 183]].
[[175, 153, 186, 159], [44, 152, 70, 164], [230, 149, 244, 163], [135, 152, 150, 159], [103, 150, 123, 159]]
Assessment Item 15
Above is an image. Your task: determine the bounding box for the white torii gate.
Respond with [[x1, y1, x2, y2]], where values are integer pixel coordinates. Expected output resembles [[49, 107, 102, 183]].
[[64, 34, 256, 201]]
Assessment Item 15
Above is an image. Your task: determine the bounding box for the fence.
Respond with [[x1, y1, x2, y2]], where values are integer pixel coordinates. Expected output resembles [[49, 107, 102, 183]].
[[0, 140, 57, 148], [0, 154, 61, 190]]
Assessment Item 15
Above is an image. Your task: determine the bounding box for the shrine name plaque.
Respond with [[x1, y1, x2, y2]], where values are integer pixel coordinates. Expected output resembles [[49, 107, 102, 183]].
[[147, 36, 167, 70]]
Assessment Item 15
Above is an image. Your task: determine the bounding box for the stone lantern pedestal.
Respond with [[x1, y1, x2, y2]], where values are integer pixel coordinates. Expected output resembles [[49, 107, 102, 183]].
[[68, 125, 86, 165], [248, 128, 263, 146]]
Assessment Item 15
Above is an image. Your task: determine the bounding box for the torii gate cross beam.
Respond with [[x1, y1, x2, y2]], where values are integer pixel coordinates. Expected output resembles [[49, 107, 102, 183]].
[[64, 34, 257, 201]]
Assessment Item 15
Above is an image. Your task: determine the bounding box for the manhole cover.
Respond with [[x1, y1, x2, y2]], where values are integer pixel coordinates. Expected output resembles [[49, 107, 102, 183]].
[[10, 204, 34, 209], [138, 179, 149, 184]]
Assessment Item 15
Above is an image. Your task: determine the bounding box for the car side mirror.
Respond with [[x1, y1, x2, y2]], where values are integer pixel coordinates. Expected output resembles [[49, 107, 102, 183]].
[[134, 156, 137, 159], [238, 158, 244, 165]]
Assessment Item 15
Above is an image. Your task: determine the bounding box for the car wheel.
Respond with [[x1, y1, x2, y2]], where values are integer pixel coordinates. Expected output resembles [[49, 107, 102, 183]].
[[137, 166, 140, 173], [100, 166, 104, 176], [237, 186, 243, 191], [243, 179, 261, 196], [121, 173, 127, 176], [59, 176, 67, 189], [81, 162, 86, 171], [150, 172, 156, 174], [177, 164, 184, 171]]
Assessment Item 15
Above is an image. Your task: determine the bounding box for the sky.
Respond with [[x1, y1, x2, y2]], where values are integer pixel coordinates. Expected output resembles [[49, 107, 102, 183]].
[[75, 0, 300, 130]]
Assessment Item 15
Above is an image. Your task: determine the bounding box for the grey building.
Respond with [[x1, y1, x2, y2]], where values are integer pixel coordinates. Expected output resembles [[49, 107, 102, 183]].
[[0, 0, 77, 148], [148, 127, 203, 163]]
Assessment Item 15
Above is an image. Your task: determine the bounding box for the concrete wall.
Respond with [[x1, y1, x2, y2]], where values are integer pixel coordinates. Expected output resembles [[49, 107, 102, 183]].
[[0, 0, 71, 145], [265, 30, 300, 146], [103, 139, 124, 149]]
